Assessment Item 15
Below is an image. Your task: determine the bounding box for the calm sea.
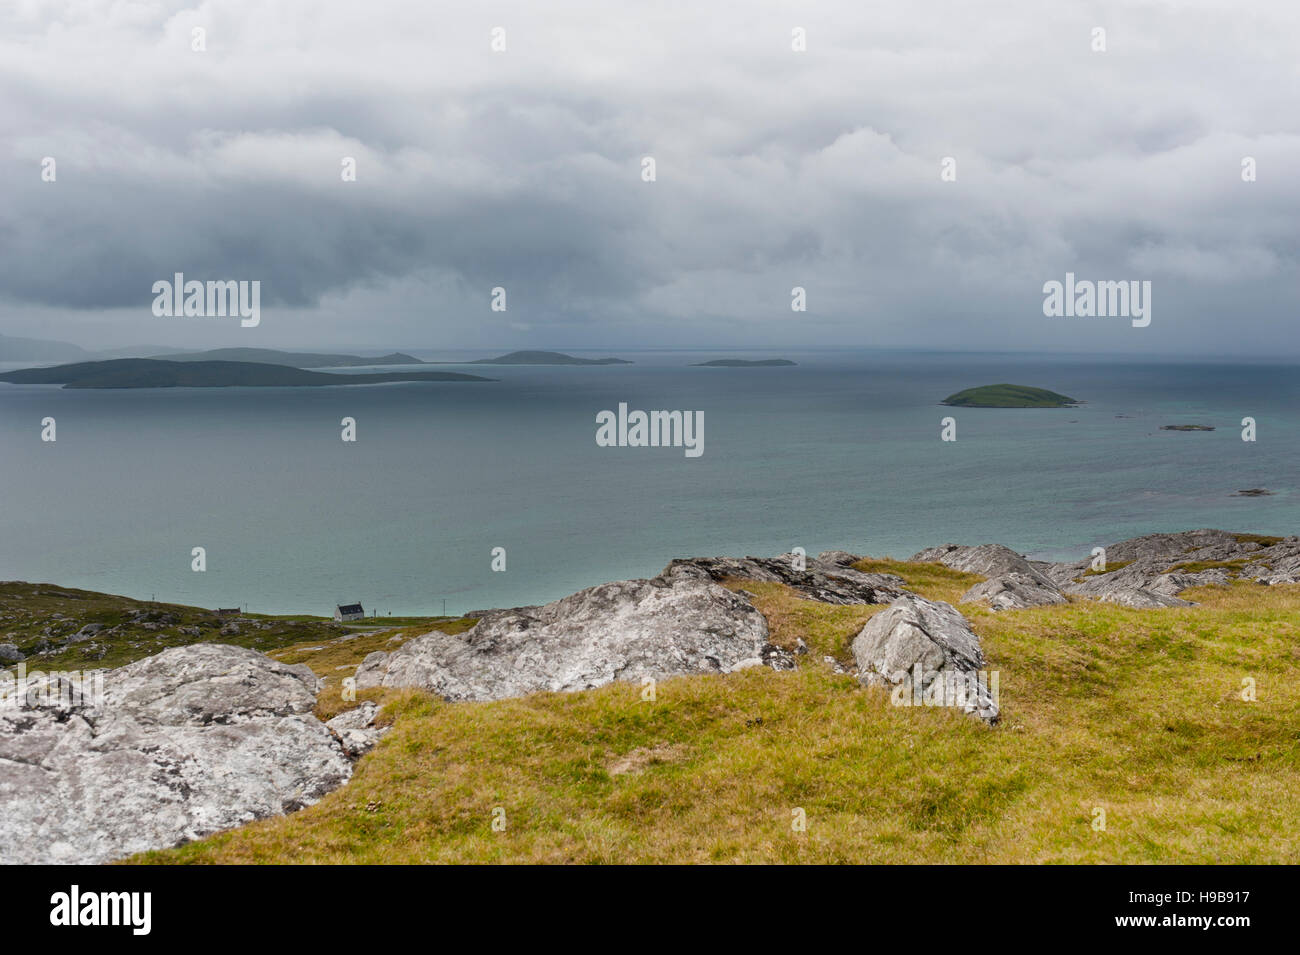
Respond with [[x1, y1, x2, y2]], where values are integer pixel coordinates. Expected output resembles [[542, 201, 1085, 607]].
[[0, 350, 1295, 616]]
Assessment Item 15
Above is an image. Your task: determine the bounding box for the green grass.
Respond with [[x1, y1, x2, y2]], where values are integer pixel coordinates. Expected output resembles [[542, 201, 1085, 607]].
[[940, 384, 1078, 408], [124, 568, 1300, 865], [1080, 560, 1134, 577], [0, 583, 348, 671], [1233, 534, 1284, 547], [0, 582, 459, 674], [1165, 559, 1249, 575]]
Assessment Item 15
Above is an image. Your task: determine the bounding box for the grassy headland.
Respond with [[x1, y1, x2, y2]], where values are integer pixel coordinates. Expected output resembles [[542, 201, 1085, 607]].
[[118, 562, 1299, 865]]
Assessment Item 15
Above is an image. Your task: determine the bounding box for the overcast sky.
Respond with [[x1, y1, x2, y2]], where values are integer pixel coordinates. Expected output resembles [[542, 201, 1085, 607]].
[[2, 0, 1299, 356]]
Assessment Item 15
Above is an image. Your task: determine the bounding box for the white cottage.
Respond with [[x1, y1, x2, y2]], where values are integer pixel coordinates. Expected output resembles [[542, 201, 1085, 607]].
[[334, 603, 365, 622]]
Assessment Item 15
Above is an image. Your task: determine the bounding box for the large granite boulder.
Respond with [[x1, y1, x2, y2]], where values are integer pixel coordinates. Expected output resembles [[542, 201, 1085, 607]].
[[851, 594, 999, 723], [357, 573, 771, 701], [0, 644, 353, 864]]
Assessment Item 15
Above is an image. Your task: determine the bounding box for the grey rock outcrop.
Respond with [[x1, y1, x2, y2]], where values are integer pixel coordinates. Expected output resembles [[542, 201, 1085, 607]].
[[851, 594, 999, 723], [1050, 529, 1300, 603], [67, 623, 105, 644], [357, 573, 770, 701], [0, 644, 353, 864], [911, 543, 1069, 611], [663, 552, 905, 605], [910, 535, 1295, 608], [912, 543, 1052, 585], [325, 700, 387, 757], [1087, 586, 1193, 609], [0, 643, 22, 663], [960, 572, 1068, 611]]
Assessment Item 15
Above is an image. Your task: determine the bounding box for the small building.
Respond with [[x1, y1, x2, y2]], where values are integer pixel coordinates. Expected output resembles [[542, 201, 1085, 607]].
[[334, 603, 365, 623], [215, 608, 241, 618]]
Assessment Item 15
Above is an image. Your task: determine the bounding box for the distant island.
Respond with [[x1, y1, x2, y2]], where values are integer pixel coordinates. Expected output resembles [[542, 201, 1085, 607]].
[[0, 359, 494, 389], [467, 350, 631, 366], [0, 331, 89, 363], [941, 384, 1079, 408], [1161, 424, 1215, 432], [149, 348, 424, 368], [692, 359, 796, 367]]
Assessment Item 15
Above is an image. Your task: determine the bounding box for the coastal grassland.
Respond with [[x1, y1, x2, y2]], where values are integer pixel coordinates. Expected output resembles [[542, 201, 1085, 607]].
[[130, 571, 1300, 864], [0, 583, 354, 672], [0, 581, 468, 679]]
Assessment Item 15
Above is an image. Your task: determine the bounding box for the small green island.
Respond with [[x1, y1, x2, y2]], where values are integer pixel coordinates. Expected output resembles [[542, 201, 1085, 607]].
[[691, 359, 797, 367], [940, 384, 1079, 408]]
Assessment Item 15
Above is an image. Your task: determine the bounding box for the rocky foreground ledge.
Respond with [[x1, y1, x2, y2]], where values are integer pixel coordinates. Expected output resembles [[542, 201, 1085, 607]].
[[2, 528, 1295, 863], [0, 645, 385, 864]]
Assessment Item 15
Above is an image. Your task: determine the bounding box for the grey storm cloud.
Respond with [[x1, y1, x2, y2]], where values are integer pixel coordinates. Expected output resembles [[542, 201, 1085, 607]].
[[2, 0, 1300, 354]]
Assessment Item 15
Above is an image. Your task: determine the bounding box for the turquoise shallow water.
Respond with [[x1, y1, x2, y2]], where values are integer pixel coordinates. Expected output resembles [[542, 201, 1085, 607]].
[[0, 350, 1295, 616]]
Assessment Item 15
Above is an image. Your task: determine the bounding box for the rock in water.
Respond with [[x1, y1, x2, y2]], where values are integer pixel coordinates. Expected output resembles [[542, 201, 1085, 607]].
[[851, 594, 999, 723], [0, 644, 353, 864], [356, 574, 770, 700]]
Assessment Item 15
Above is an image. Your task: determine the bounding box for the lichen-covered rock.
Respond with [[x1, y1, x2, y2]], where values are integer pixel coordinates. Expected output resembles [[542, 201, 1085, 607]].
[[357, 574, 770, 701], [851, 594, 999, 723], [0, 644, 352, 865]]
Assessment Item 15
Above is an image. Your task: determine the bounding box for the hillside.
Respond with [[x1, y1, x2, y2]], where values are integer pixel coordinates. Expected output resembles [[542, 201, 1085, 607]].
[[0, 332, 88, 363], [0, 358, 493, 388], [0, 582, 364, 670], [5, 531, 1296, 864], [117, 554, 1300, 865], [941, 384, 1078, 408]]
